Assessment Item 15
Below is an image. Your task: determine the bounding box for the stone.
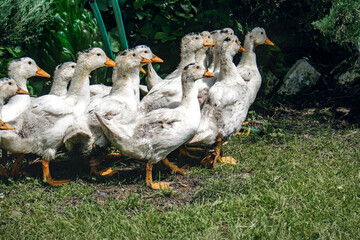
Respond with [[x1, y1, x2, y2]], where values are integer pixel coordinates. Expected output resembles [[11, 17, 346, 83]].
[[258, 69, 279, 97], [278, 59, 321, 95], [330, 55, 360, 86]]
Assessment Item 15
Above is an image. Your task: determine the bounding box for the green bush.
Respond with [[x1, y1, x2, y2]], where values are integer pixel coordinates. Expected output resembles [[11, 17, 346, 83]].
[[313, 0, 360, 48], [27, 0, 107, 95], [0, 0, 53, 78]]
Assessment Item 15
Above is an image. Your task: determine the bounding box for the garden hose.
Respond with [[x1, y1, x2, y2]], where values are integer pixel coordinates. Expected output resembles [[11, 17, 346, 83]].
[[241, 126, 264, 135], [110, 0, 129, 50], [89, 0, 115, 60]]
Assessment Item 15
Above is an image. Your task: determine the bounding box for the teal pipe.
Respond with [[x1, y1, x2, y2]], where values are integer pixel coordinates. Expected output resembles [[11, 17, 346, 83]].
[[110, 0, 129, 50], [89, 0, 115, 60], [241, 126, 264, 135]]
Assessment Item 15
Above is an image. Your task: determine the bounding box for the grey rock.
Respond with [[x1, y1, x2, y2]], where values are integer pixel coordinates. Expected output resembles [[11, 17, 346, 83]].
[[258, 69, 279, 97], [331, 55, 360, 86], [278, 59, 321, 95]]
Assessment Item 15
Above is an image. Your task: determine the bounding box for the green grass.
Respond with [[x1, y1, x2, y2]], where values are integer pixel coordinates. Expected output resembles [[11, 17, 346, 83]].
[[0, 111, 359, 239]]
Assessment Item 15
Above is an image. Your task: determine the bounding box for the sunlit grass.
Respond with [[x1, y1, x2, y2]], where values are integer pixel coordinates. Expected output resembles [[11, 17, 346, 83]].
[[0, 114, 359, 239]]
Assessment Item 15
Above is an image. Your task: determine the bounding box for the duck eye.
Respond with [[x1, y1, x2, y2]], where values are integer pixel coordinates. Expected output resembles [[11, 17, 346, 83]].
[[196, 66, 200, 69], [133, 53, 136, 57], [8, 82, 12, 85], [97, 53, 101, 56], [71, 65, 75, 68], [195, 37, 199, 40], [144, 51, 148, 53], [261, 32, 264, 35], [28, 61, 32, 65]]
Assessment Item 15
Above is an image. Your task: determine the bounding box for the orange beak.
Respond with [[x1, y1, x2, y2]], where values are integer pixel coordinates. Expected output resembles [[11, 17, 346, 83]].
[[203, 71, 215, 78], [0, 120, 15, 130], [104, 57, 116, 67], [16, 87, 29, 95], [239, 46, 246, 52], [265, 36, 275, 46], [35, 66, 50, 78], [203, 40, 216, 46], [140, 58, 152, 64], [140, 67, 147, 75], [151, 55, 164, 63], [89, 75, 92, 78]]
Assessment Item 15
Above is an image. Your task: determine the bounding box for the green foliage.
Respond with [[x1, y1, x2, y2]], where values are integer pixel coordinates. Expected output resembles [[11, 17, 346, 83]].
[[0, 0, 53, 46], [28, 0, 107, 94], [0, 0, 53, 79], [313, 0, 360, 48]]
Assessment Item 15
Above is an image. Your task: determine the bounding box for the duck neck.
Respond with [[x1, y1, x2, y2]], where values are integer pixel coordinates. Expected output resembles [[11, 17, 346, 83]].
[[238, 36, 257, 69], [178, 49, 196, 70], [110, 66, 141, 103], [0, 99, 4, 119], [195, 47, 209, 69], [50, 76, 69, 96], [213, 44, 224, 73], [179, 77, 198, 109], [66, 63, 90, 102], [8, 72, 28, 91], [218, 51, 238, 82]]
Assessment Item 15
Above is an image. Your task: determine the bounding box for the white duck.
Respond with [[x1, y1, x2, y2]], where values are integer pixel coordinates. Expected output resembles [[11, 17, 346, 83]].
[[207, 28, 234, 73], [2, 57, 50, 122], [96, 63, 214, 189], [49, 61, 76, 96], [187, 35, 249, 168], [88, 46, 157, 146], [0, 48, 115, 186], [0, 77, 29, 177], [0, 78, 28, 130], [63, 46, 161, 175], [196, 31, 245, 108], [237, 27, 274, 105], [140, 32, 213, 114]]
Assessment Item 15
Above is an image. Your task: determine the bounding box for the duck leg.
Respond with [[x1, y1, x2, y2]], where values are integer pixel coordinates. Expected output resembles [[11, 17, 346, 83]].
[[106, 152, 122, 158], [146, 161, 172, 190], [178, 146, 201, 159], [201, 133, 237, 168], [10, 153, 25, 176], [89, 156, 118, 177], [237, 122, 251, 136], [201, 134, 223, 168], [161, 158, 186, 175], [42, 159, 70, 186]]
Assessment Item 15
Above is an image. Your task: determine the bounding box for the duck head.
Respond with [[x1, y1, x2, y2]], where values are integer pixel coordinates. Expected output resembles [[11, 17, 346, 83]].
[[250, 27, 274, 46], [8, 57, 50, 82], [219, 28, 234, 38], [77, 48, 116, 71], [0, 78, 21, 101], [183, 63, 214, 82], [181, 32, 206, 53], [54, 61, 76, 83], [134, 45, 163, 64], [222, 35, 244, 57], [200, 31, 216, 47], [115, 47, 152, 72]]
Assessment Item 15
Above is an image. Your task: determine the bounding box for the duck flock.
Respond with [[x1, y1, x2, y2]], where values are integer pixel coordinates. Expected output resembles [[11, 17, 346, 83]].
[[0, 27, 274, 190]]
